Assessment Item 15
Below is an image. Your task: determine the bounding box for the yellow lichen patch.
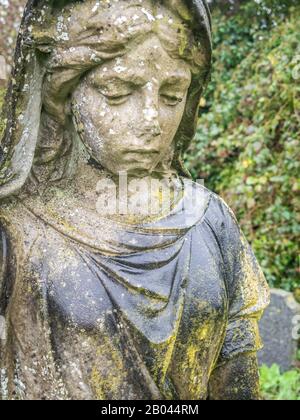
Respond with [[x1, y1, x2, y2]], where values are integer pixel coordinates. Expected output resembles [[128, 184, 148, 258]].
[[174, 310, 218, 398], [89, 335, 126, 400], [147, 295, 187, 392], [90, 367, 106, 400], [148, 334, 177, 388]]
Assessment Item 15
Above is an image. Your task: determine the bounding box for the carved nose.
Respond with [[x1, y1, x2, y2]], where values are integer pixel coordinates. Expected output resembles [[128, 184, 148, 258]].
[[141, 119, 161, 138], [142, 118, 161, 137], [142, 105, 161, 137], [140, 85, 162, 138], [143, 106, 158, 122], [151, 123, 162, 137]]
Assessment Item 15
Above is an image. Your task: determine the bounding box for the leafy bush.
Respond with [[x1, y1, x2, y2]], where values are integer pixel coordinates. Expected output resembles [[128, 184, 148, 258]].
[[186, 3, 300, 293], [260, 364, 300, 400]]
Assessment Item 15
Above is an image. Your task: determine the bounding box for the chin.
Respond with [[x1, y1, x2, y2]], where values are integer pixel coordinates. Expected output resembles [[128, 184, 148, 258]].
[[115, 167, 152, 177], [108, 161, 158, 176]]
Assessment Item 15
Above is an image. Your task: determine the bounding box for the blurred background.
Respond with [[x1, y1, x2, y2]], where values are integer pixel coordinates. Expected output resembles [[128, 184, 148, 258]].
[[0, 0, 299, 400]]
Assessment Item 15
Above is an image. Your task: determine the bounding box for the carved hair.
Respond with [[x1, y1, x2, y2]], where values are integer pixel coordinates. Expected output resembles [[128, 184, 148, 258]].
[[0, 0, 212, 198]]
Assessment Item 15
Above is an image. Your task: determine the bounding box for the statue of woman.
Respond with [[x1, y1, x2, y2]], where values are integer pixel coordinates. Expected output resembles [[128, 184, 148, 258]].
[[0, 0, 269, 400]]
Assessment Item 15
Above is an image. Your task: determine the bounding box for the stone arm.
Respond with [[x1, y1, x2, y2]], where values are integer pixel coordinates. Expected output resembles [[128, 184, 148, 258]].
[[208, 352, 261, 400]]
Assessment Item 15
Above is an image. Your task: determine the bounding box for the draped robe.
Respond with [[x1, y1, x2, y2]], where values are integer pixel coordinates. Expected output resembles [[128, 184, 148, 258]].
[[0, 179, 269, 400]]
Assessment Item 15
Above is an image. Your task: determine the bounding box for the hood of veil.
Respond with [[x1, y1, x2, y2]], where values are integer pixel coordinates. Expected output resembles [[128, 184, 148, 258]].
[[0, 0, 212, 199]]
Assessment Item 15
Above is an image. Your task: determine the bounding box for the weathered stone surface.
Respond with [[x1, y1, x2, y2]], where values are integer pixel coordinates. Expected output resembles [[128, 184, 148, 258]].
[[258, 289, 300, 371], [0, 0, 270, 401]]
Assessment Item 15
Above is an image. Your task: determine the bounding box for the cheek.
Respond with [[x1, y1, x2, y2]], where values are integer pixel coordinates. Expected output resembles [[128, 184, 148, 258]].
[[159, 103, 186, 140], [86, 98, 114, 134], [74, 93, 118, 153], [80, 95, 136, 140]]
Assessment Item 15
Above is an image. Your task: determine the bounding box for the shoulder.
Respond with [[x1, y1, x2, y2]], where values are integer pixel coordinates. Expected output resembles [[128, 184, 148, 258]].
[[200, 189, 250, 279], [205, 190, 238, 227], [199, 187, 241, 243], [180, 178, 239, 234], [0, 198, 45, 261]]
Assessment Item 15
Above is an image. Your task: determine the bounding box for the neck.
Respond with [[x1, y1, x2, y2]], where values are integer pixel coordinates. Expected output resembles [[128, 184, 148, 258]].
[[72, 161, 184, 223]]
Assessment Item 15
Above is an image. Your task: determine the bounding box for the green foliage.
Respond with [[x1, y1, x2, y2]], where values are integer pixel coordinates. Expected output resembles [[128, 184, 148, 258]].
[[260, 364, 300, 400], [206, 0, 299, 102], [186, 3, 300, 292]]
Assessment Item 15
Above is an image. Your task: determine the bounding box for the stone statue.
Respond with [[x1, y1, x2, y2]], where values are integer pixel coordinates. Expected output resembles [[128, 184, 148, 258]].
[[0, 0, 270, 400]]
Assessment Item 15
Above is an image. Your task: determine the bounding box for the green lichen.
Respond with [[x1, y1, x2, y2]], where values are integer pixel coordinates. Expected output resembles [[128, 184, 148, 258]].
[[177, 26, 190, 57]]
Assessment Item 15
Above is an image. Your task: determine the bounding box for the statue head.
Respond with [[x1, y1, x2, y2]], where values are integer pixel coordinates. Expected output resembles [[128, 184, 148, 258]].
[[0, 0, 212, 197]]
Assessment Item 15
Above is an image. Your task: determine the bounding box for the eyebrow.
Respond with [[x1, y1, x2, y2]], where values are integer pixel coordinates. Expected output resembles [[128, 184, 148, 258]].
[[162, 74, 191, 88], [92, 69, 191, 88], [93, 71, 146, 87]]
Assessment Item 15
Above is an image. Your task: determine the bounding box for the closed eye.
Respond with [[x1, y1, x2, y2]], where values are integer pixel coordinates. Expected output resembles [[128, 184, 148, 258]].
[[94, 79, 135, 105], [104, 93, 132, 105], [160, 94, 184, 106]]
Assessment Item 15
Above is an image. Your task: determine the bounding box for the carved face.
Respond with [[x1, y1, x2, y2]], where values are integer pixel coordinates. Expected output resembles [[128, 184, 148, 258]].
[[72, 34, 191, 176]]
